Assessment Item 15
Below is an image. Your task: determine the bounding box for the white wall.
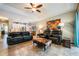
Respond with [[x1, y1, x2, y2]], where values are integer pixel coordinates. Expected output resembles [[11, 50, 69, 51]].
[[36, 11, 75, 42]]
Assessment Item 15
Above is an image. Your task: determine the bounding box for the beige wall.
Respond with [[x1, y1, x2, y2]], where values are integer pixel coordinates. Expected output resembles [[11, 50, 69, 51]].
[[36, 11, 75, 42]]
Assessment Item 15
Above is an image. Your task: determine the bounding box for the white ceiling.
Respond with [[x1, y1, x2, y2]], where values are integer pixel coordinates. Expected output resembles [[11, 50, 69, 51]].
[[0, 3, 77, 23]]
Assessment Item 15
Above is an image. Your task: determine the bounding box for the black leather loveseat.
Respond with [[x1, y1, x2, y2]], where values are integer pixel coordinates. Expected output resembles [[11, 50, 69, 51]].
[[7, 32, 33, 45], [37, 29, 62, 45], [49, 30, 62, 45]]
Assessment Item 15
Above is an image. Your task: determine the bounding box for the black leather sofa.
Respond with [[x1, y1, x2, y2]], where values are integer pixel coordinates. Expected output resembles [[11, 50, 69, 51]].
[[7, 32, 33, 45]]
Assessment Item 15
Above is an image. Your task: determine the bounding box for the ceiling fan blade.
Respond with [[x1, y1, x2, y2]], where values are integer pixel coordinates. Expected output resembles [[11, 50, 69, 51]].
[[36, 4, 43, 8], [36, 10, 41, 13], [24, 7, 32, 9], [30, 3, 34, 7]]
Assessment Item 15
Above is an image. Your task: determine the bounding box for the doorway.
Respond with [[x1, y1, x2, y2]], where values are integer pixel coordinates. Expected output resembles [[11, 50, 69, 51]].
[[0, 18, 9, 49]]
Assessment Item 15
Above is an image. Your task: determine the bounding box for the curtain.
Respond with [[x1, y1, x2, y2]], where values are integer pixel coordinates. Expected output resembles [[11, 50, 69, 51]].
[[74, 11, 79, 47]]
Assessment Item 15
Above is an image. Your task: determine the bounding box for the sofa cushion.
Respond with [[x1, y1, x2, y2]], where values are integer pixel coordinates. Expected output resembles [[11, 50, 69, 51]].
[[22, 32, 30, 35]]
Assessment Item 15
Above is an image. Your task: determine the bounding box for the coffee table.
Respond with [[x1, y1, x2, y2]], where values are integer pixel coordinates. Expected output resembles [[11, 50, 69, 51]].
[[32, 37, 52, 51]]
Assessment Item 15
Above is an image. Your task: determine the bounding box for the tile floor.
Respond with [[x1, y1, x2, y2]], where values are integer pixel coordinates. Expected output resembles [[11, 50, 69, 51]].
[[0, 41, 79, 56]]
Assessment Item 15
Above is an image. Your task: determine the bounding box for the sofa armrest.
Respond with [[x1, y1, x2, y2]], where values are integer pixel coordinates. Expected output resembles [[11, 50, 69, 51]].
[[7, 36, 12, 39]]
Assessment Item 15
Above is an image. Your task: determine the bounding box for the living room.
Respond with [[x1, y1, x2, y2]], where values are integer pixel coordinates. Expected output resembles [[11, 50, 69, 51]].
[[0, 3, 79, 56]]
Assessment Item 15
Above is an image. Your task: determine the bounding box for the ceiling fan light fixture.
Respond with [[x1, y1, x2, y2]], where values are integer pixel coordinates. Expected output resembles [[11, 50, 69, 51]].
[[24, 3, 43, 13], [32, 8, 36, 11]]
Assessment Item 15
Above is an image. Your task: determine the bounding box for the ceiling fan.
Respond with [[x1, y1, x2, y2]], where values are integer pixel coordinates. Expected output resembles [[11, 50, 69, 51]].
[[24, 3, 43, 13]]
